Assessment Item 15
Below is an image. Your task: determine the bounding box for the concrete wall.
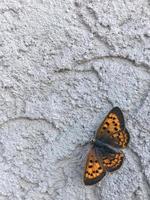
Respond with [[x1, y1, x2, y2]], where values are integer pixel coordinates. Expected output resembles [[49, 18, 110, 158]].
[[0, 0, 150, 199]]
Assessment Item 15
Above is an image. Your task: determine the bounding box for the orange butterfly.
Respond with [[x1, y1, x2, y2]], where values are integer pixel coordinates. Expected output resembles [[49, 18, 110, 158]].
[[84, 107, 130, 185]]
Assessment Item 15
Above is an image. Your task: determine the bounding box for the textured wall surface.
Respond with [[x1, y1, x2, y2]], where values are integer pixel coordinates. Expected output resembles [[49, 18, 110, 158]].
[[0, 0, 150, 199]]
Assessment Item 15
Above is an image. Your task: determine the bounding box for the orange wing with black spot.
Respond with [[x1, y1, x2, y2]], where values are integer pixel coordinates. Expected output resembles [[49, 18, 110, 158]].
[[102, 151, 124, 172], [84, 147, 106, 185], [112, 128, 130, 148], [96, 107, 130, 148]]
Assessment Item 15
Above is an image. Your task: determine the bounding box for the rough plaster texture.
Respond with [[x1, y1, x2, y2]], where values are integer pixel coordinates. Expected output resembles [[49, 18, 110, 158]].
[[0, 0, 150, 199]]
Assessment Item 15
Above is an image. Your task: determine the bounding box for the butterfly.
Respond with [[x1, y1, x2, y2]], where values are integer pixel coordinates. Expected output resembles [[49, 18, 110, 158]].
[[84, 107, 130, 185]]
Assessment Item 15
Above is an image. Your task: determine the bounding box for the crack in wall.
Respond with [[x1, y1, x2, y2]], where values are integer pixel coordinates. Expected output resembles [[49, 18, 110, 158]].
[[75, 54, 150, 73], [0, 116, 52, 128], [53, 54, 150, 83]]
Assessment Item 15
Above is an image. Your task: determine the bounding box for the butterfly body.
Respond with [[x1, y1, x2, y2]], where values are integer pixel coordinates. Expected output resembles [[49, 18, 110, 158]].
[[84, 107, 130, 185], [93, 139, 119, 153]]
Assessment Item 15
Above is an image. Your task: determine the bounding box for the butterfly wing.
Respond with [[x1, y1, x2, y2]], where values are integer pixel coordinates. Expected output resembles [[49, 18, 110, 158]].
[[84, 146, 106, 185], [112, 128, 130, 148], [103, 151, 124, 172], [96, 145, 124, 172], [96, 107, 130, 148]]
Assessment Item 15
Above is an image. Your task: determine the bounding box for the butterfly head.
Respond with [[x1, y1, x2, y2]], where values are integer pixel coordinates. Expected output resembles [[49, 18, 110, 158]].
[[90, 138, 96, 144]]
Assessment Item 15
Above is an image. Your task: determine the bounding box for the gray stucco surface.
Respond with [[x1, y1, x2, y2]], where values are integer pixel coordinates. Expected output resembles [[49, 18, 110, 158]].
[[0, 0, 150, 199]]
